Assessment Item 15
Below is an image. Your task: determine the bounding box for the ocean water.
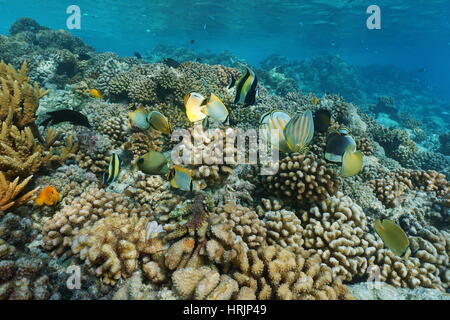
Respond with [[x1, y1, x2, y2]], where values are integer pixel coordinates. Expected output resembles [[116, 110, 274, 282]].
[[1, 0, 450, 96], [0, 0, 449, 302]]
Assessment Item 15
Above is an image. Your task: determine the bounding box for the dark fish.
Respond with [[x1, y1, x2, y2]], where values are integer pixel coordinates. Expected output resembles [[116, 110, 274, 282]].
[[313, 109, 331, 133], [119, 149, 134, 166], [134, 52, 142, 59], [195, 57, 203, 63], [162, 58, 181, 68], [324, 129, 356, 163], [41, 109, 91, 128], [190, 40, 195, 45], [103, 153, 121, 186], [229, 68, 258, 106]]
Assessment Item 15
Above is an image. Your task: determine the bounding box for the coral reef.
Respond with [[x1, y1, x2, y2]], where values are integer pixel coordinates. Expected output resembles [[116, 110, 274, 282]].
[[263, 153, 339, 207]]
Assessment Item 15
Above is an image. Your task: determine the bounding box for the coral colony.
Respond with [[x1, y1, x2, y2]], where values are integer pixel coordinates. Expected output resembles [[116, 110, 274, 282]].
[[0, 18, 448, 300]]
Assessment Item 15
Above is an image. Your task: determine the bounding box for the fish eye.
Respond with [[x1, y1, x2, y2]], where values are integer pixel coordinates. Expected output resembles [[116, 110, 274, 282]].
[[137, 158, 143, 164]]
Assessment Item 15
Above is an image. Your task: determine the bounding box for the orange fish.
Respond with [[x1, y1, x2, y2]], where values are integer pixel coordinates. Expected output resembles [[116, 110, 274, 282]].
[[35, 186, 61, 206], [90, 89, 104, 99]]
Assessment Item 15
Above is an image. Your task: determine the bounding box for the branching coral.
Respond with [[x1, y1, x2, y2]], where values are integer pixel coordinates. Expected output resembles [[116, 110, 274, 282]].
[[0, 172, 38, 211], [0, 62, 77, 179], [263, 153, 339, 206], [262, 209, 304, 250]]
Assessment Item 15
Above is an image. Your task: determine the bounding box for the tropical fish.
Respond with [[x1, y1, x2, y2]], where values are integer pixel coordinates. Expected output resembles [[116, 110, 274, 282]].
[[190, 40, 195, 45], [313, 96, 318, 105], [147, 111, 173, 134], [313, 109, 331, 133], [283, 110, 314, 153], [167, 165, 199, 192], [129, 106, 150, 130], [202, 93, 229, 124], [134, 52, 142, 59], [260, 110, 291, 153], [340, 144, 363, 177], [162, 58, 180, 68], [41, 109, 91, 128], [90, 89, 104, 99], [35, 186, 60, 206], [374, 219, 411, 258], [229, 68, 258, 106], [103, 153, 122, 186], [184, 92, 208, 123], [119, 149, 134, 166], [324, 128, 356, 163], [136, 151, 170, 175]]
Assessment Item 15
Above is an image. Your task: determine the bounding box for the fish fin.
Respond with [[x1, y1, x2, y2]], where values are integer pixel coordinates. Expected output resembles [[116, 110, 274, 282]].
[[40, 117, 53, 128], [228, 75, 236, 89]]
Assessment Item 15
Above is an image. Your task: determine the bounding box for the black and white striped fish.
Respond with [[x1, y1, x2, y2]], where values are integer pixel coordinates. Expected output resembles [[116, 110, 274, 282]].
[[228, 67, 258, 106], [103, 153, 122, 186]]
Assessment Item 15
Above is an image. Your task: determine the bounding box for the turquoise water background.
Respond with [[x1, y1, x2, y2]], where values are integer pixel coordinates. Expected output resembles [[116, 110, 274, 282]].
[[1, 0, 450, 98]]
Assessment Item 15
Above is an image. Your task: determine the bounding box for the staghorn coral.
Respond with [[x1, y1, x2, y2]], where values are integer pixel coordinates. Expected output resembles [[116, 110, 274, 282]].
[[298, 192, 378, 281], [263, 153, 339, 207], [0, 62, 77, 178], [0, 61, 48, 129], [0, 172, 38, 212]]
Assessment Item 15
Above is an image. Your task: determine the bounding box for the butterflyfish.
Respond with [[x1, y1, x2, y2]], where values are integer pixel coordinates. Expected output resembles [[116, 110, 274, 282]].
[[202, 93, 229, 124], [184, 92, 208, 123], [147, 111, 173, 134], [374, 219, 411, 258], [136, 151, 170, 175], [324, 128, 356, 163], [167, 165, 200, 192], [283, 110, 314, 153], [129, 106, 150, 130], [340, 144, 363, 177], [259, 110, 292, 153]]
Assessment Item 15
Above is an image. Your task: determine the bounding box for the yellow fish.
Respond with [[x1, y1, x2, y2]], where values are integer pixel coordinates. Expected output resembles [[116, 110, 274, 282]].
[[35, 186, 60, 206], [340, 144, 363, 177], [283, 110, 314, 153], [185, 92, 207, 123], [129, 106, 150, 130], [167, 165, 200, 192], [147, 111, 173, 135], [136, 151, 170, 175], [90, 89, 104, 99], [202, 93, 229, 124], [313, 96, 318, 105], [374, 219, 411, 258]]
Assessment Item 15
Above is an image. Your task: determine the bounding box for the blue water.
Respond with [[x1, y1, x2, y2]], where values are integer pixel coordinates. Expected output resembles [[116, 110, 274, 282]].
[[1, 0, 450, 98]]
